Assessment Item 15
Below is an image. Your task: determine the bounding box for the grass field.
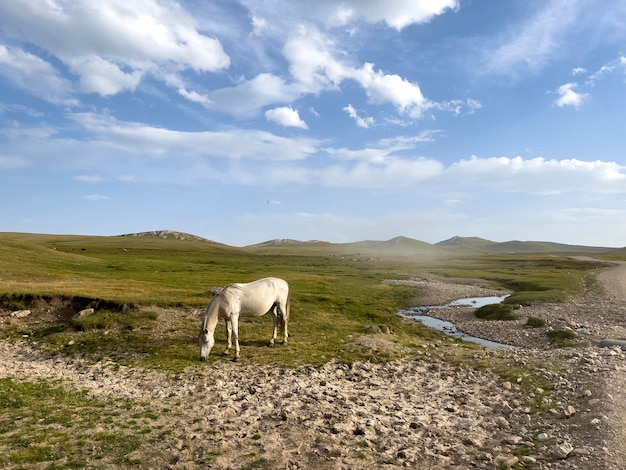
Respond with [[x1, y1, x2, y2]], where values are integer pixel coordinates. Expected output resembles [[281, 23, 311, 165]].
[[0, 231, 622, 468], [0, 232, 618, 369]]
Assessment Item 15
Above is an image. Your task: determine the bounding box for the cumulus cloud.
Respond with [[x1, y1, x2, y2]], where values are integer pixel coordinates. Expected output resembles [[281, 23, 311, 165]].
[[265, 106, 308, 129], [240, 0, 458, 32], [284, 26, 434, 118], [447, 155, 625, 193], [323, 0, 459, 30], [73, 56, 142, 96], [352, 63, 432, 117], [0, 0, 229, 101], [283, 25, 344, 92], [554, 82, 587, 108]]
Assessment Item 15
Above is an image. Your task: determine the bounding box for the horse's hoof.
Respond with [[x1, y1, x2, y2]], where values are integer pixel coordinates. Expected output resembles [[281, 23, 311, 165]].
[[267, 342, 275, 348], [232, 356, 240, 362]]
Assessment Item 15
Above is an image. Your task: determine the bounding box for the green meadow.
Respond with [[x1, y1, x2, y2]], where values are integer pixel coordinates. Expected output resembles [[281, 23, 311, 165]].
[[0, 232, 623, 468], [0, 232, 619, 369]]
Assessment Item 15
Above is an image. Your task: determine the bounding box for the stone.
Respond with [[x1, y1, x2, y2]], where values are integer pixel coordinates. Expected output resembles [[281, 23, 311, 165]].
[[598, 339, 626, 350], [494, 455, 519, 468], [75, 308, 95, 318], [537, 432, 550, 442], [495, 416, 510, 429], [10, 310, 31, 318], [554, 442, 574, 459], [564, 405, 576, 417]]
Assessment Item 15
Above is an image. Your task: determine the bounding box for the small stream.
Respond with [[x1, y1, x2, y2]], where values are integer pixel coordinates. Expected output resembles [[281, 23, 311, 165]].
[[400, 295, 516, 349]]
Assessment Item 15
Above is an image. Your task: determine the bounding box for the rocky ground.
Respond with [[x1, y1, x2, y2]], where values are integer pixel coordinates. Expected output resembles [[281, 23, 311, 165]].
[[1, 262, 626, 469]]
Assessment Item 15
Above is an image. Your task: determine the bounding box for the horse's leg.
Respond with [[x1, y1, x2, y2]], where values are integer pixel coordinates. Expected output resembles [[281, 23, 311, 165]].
[[278, 299, 289, 344], [222, 318, 232, 355], [268, 305, 278, 347], [230, 314, 240, 362]]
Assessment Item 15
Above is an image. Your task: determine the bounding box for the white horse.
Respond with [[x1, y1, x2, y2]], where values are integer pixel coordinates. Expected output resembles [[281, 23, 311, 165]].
[[198, 277, 290, 362]]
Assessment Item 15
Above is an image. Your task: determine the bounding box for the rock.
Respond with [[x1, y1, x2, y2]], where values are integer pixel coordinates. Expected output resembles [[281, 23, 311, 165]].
[[504, 435, 523, 445], [494, 455, 519, 468], [563, 405, 576, 417], [75, 308, 95, 318], [598, 339, 626, 350], [495, 416, 510, 429], [537, 432, 550, 442], [10, 310, 31, 318], [554, 442, 574, 459]]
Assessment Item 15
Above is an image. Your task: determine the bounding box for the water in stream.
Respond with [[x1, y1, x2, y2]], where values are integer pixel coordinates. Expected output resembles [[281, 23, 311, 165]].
[[400, 295, 516, 349]]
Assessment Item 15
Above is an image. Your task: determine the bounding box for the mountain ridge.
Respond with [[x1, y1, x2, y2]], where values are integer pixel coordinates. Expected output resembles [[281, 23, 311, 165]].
[[116, 231, 619, 254]]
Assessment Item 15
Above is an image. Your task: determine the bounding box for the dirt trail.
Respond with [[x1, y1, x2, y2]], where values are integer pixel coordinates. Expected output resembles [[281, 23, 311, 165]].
[[1, 262, 626, 468], [596, 261, 626, 468]]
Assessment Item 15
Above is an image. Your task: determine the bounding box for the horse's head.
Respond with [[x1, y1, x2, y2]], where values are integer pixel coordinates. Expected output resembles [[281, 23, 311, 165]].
[[198, 327, 215, 361]]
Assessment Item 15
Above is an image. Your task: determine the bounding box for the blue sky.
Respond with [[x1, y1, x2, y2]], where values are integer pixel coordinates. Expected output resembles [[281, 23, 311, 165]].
[[1, 0, 625, 247]]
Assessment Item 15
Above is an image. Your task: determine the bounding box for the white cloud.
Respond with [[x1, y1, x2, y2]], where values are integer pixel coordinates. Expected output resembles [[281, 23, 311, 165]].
[[554, 82, 587, 108], [324, 0, 459, 30], [0, 45, 77, 105], [447, 155, 625, 194], [0, 0, 230, 101], [265, 106, 308, 129], [177, 88, 213, 107], [75, 175, 105, 183], [343, 104, 374, 128], [251, 16, 268, 36], [68, 113, 319, 161], [0, 155, 29, 170], [352, 63, 432, 118], [283, 25, 344, 92], [284, 27, 434, 119], [84, 194, 111, 201], [240, 0, 458, 33], [483, 0, 581, 76], [206, 73, 301, 117], [317, 158, 443, 188], [72, 56, 142, 96]]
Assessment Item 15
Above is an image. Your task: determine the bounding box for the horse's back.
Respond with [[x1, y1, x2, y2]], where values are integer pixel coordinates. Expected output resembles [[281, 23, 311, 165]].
[[224, 277, 288, 316]]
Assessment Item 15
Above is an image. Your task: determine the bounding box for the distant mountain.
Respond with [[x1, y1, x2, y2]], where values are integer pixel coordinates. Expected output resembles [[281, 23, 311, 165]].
[[341, 236, 439, 256], [118, 230, 214, 242], [436, 236, 495, 250], [249, 238, 318, 247], [436, 236, 613, 254], [246, 236, 446, 258]]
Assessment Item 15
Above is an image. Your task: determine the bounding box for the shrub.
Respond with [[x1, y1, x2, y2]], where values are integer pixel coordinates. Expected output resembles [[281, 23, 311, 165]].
[[474, 304, 519, 321], [546, 329, 577, 347], [526, 316, 546, 328]]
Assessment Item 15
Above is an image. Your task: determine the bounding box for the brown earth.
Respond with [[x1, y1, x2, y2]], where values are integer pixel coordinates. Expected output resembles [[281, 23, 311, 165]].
[[1, 262, 626, 469]]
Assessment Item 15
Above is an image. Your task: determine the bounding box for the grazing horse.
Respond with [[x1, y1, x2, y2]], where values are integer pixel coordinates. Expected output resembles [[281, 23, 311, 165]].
[[198, 277, 290, 362]]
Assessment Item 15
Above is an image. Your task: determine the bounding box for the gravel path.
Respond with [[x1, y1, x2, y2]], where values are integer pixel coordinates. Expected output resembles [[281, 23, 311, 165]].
[[1, 262, 626, 469]]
